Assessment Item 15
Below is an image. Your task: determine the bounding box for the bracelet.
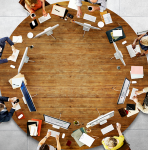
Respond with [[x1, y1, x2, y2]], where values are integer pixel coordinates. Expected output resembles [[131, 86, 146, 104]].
[[44, 136, 47, 139]]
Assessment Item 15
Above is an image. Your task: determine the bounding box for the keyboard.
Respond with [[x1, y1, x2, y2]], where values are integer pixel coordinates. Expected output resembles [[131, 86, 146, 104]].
[[101, 124, 114, 135], [38, 13, 51, 23], [83, 14, 96, 22], [48, 129, 60, 137]]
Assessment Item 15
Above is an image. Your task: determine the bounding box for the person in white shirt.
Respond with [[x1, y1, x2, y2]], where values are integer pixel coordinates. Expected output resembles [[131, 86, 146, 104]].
[[76, 0, 107, 18]]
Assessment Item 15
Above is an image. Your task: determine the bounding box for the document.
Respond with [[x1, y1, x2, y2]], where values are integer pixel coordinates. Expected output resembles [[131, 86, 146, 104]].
[[11, 49, 20, 62], [51, 5, 66, 17], [12, 77, 24, 88], [68, 0, 78, 10], [103, 13, 113, 24], [13, 36, 23, 43], [79, 133, 95, 147]]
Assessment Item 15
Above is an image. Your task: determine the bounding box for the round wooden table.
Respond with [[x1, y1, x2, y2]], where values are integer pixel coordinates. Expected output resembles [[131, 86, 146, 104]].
[[1, 1, 148, 150]]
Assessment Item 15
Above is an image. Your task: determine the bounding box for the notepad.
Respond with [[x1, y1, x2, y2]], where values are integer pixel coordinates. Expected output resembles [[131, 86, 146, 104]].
[[13, 36, 23, 43], [79, 133, 95, 147]]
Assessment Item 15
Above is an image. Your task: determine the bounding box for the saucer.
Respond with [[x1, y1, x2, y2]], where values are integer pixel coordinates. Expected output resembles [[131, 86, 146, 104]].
[[27, 32, 33, 38], [98, 21, 104, 28]]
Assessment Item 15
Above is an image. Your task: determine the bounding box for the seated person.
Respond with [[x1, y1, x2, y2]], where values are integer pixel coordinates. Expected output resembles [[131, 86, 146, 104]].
[[76, 0, 107, 18], [25, 0, 47, 19], [0, 37, 16, 58], [37, 131, 61, 150], [132, 33, 148, 56], [102, 123, 124, 150], [132, 93, 148, 114], [0, 97, 19, 122]]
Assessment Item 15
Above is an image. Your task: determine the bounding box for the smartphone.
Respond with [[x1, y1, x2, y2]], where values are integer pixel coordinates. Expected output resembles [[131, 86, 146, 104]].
[[14, 99, 19, 104], [88, 6, 92, 11]]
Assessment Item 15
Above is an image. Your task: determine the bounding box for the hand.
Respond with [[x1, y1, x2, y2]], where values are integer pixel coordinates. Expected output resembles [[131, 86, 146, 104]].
[[132, 43, 136, 49], [9, 97, 17, 103], [11, 45, 16, 53], [13, 103, 19, 109], [76, 8, 82, 18], [43, 10, 47, 17], [46, 131, 51, 138], [56, 135, 59, 141], [132, 96, 138, 103], [7, 55, 15, 61], [116, 123, 121, 130]]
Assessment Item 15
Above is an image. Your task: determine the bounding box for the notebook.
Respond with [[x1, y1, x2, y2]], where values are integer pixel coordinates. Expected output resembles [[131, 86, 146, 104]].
[[51, 5, 66, 17], [79, 133, 95, 147]]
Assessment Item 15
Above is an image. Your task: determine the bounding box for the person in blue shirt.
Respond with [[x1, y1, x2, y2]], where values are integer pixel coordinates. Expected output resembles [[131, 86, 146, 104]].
[[132, 33, 148, 56], [0, 37, 16, 64]]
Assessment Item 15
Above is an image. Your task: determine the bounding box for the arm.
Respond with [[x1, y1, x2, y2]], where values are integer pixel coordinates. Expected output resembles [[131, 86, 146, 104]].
[[116, 123, 122, 136], [41, 0, 47, 17], [76, 0, 82, 18], [0, 55, 15, 64], [2, 108, 15, 122], [0, 37, 14, 46], [56, 135, 61, 150], [136, 102, 148, 113], [38, 131, 51, 146], [0, 96, 9, 102], [25, 3, 35, 15]]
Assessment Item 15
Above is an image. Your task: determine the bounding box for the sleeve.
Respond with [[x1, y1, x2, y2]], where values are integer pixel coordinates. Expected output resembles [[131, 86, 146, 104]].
[[2, 108, 15, 122], [76, 0, 83, 7], [102, 140, 109, 149], [119, 135, 124, 141], [36, 145, 40, 150], [0, 96, 9, 102], [0, 59, 8, 64], [0, 37, 14, 46], [100, 0, 107, 12], [136, 102, 148, 113], [143, 87, 148, 93]]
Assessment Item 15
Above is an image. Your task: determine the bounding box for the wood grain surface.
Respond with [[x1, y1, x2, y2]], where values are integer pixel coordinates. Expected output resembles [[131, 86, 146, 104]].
[[1, 1, 148, 150]]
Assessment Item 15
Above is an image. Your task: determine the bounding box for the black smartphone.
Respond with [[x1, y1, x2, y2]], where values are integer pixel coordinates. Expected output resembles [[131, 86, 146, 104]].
[[14, 99, 19, 104], [88, 6, 92, 11]]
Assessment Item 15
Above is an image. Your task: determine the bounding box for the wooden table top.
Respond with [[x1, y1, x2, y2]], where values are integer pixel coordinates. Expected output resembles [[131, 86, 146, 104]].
[[1, 1, 148, 150]]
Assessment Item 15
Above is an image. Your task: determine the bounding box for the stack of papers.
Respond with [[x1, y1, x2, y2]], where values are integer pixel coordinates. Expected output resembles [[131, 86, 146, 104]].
[[103, 13, 113, 25], [130, 66, 144, 79], [126, 44, 141, 58], [12, 36, 23, 43], [11, 49, 20, 62], [79, 133, 95, 147], [68, 0, 77, 10]]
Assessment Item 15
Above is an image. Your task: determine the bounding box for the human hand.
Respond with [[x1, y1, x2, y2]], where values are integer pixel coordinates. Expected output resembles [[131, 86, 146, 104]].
[[46, 131, 51, 138], [76, 8, 82, 18], [12, 103, 19, 109], [132, 96, 138, 103], [56, 135, 59, 141], [116, 123, 121, 130], [9, 97, 17, 103], [7, 55, 15, 61], [43, 10, 47, 17], [11, 45, 16, 53]]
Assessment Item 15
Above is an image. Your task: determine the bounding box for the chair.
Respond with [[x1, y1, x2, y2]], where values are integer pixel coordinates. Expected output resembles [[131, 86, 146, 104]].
[[19, 0, 50, 12]]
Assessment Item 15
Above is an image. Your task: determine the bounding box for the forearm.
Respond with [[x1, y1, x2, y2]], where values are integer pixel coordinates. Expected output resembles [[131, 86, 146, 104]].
[[0, 96, 9, 102], [137, 33, 146, 40], [42, 0, 46, 12], [25, 3, 34, 14], [117, 129, 122, 136], [38, 137, 47, 146], [56, 140, 61, 150]]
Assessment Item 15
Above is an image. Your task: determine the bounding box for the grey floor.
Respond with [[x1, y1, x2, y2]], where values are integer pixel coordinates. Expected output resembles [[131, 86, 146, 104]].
[[0, 0, 148, 150]]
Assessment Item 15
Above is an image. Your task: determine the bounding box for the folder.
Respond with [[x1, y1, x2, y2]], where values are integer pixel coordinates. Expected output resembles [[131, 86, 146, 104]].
[[31, 119, 42, 136]]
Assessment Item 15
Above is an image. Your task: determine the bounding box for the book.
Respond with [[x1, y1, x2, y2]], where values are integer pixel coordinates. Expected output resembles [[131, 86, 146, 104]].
[[126, 44, 141, 58], [51, 5, 66, 17], [71, 129, 84, 147], [79, 133, 95, 147], [31, 119, 42, 136], [131, 66, 144, 79]]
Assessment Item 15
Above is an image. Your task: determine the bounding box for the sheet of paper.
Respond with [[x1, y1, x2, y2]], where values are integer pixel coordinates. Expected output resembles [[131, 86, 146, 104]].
[[51, 5, 66, 17], [130, 88, 138, 100], [103, 13, 113, 25], [125, 107, 139, 117], [11, 102, 21, 111], [68, 0, 78, 10], [79, 133, 95, 147], [13, 36, 23, 43], [30, 126, 38, 136], [11, 49, 20, 62], [12, 77, 24, 88], [83, 14, 96, 22], [113, 30, 123, 37]]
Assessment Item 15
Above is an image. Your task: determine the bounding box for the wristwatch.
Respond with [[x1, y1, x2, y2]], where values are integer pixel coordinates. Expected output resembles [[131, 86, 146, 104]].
[[45, 136, 48, 139]]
